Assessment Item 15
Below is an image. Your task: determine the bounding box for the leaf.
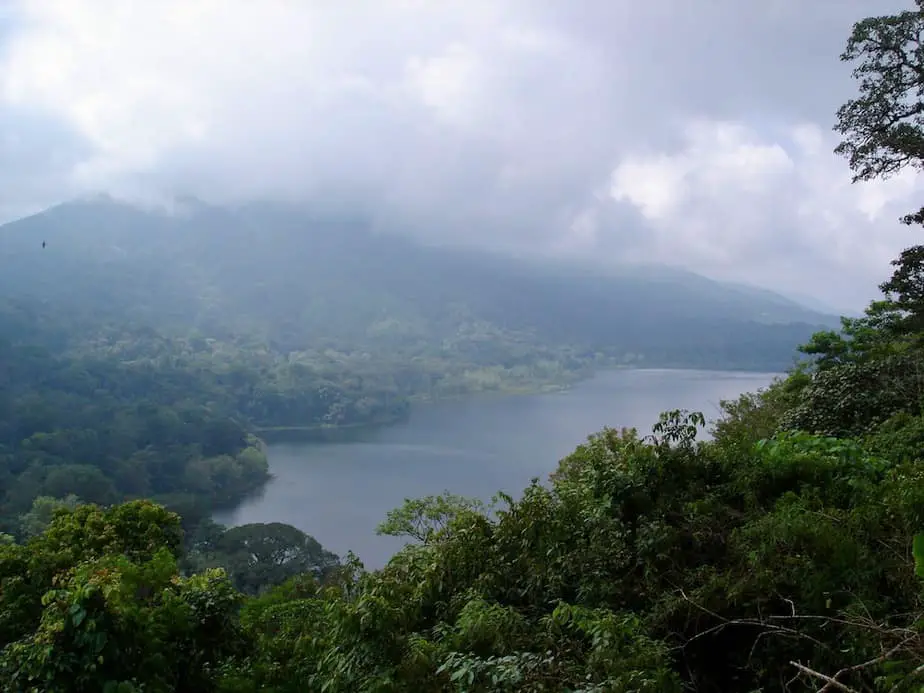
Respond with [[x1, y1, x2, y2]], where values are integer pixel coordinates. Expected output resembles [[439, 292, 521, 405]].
[[912, 533, 924, 579], [72, 607, 87, 627]]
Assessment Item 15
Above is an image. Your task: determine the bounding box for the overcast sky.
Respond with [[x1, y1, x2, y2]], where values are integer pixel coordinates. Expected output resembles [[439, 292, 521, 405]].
[[0, 0, 920, 312]]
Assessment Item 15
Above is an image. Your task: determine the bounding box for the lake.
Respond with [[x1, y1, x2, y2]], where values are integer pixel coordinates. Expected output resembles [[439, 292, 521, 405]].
[[214, 368, 778, 568]]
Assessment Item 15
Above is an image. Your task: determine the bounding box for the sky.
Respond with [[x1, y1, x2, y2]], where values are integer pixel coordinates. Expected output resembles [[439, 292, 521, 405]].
[[0, 0, 920, 313]]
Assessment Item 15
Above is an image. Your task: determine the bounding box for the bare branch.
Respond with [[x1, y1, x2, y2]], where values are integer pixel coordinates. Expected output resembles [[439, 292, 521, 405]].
[[789, 660, 859, 693]]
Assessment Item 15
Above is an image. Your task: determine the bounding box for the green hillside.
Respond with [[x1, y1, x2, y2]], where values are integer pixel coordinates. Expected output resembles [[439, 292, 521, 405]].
[[0, 196, 832, 372]]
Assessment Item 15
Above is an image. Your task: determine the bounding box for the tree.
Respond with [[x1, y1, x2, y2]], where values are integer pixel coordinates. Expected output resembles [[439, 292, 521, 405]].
[[0, 501, 186, 651], [376, 491, 487, 543], [835, 1, 924, 214], [879, 245, 924, 337], [190, 522, 340, 595], [835, 2, 924, 339], [0, 545, 245, 692], [18, 493, 81, 539]]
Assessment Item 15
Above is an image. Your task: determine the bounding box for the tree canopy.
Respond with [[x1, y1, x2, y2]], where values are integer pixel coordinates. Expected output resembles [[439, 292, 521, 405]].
[[835, 0, 924, 195]]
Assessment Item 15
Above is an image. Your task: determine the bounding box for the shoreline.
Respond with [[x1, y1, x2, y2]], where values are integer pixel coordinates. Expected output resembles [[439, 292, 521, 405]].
[[249, 364, 786, 442]]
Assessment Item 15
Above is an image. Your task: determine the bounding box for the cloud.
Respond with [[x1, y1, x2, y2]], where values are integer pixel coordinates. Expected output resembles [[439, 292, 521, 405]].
[[608, 119, 923, 309], [0, 0, 921, 312], [612, 121, 796, 225]]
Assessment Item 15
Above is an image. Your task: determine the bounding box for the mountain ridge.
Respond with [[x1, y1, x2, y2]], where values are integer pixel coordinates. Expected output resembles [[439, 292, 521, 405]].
[[0, 197, 837, 372]]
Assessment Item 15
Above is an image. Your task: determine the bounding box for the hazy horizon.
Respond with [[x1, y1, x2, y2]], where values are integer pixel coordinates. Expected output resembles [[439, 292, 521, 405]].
[[0, 193, 864, 317]]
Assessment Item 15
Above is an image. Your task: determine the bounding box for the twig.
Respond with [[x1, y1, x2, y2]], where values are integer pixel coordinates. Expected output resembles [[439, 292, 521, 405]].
[[675, 590, 831, 654], [679, 590, 924, 690], [789, 661, 858, 693], [814, 637, 916, 692]]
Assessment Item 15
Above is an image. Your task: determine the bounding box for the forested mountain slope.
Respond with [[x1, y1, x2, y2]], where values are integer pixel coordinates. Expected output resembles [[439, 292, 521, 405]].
[[0, 196, 833, 370]]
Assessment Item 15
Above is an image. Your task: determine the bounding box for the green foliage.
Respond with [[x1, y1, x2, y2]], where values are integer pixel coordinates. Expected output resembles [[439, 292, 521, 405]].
[[913, 534, 924, 579], [835, 0, 924, 193], [0, 300, 413, 538], [1, 551, 244, 692], [779, 355, 924, 436], [880, 245, 924, 340], [376, 492, 487, 544], [8, 346, 924, 691], [185, 522, 340, 595], [711, 374, 804, 452], [649, 408, 706, 448], [18, 494, 81, 540], [206, 408, 924, 691], [0, 501, 191, 658]]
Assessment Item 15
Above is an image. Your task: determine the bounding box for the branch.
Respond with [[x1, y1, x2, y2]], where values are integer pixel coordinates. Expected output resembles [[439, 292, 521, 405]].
[[677, 591, 924, 690], [675, 590, 831, 655], [812, 637, 917, 693], [789, 660, 859, 693]]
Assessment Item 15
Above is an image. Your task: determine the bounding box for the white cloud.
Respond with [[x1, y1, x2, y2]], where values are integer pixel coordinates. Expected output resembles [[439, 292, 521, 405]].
[[607, 120, 924, 308], [612, 121, 795, 219], [405, 44, 485, 128], [611, 155, 689, 222]]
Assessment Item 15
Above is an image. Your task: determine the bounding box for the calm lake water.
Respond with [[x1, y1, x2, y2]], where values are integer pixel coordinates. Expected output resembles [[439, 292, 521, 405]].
[[214, 369, 778, 568]]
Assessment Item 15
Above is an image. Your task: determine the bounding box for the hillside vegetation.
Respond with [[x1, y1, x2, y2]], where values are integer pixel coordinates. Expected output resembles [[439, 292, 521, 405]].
[[0, 299, 412, 540], [4, 280, 924, 691], [0, 193, 832, 374]]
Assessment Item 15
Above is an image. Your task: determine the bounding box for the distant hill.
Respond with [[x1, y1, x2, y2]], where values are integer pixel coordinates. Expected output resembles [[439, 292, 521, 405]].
[[771, 288, 861, 318], [0, 196, 837, 371]]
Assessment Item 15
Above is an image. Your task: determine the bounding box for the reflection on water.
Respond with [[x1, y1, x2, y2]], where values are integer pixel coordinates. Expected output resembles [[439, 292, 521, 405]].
[[215, 368, 779, 569]]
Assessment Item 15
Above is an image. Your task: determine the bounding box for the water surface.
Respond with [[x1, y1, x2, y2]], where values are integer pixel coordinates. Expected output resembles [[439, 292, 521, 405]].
[[215, 369, 777, 568]]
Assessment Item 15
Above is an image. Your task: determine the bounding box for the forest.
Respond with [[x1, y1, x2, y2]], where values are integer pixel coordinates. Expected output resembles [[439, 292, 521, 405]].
[[6, 3, 924, 693], [0, 297, 414, 535]]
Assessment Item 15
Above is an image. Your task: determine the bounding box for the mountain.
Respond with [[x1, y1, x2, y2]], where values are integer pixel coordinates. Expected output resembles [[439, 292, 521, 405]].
[[773, 288, 862, 317], [0, 196, 837, 371]]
